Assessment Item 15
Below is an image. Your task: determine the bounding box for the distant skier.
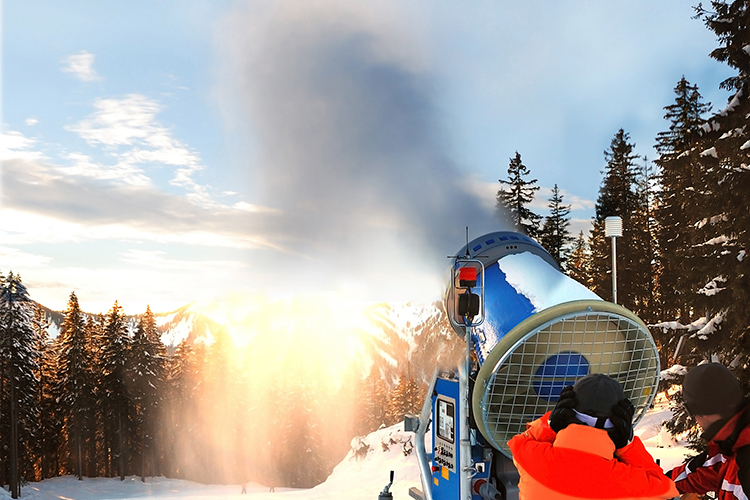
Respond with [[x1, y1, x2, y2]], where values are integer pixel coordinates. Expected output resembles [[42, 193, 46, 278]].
[[269, 478, 275, 493], [241, 482, 246, 494]]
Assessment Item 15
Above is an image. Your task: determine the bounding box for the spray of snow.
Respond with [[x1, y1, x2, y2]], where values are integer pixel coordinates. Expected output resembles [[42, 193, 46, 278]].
[[214, 0, 499, 302]]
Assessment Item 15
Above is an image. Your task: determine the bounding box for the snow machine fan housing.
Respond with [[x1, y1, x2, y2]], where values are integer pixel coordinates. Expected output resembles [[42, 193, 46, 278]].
[[444, 231, 660, 457]]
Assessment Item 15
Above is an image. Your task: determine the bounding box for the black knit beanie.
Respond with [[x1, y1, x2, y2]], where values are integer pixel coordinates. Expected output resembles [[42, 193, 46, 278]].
[[682, 363, 744, 417], [573, 373, 624, 418]]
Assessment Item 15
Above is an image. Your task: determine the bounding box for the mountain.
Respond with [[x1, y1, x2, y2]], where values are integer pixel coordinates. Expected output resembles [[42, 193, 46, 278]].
[[38, 302, 228, 351], [360, 301, 465, 385], [37, 299, 462, 381]]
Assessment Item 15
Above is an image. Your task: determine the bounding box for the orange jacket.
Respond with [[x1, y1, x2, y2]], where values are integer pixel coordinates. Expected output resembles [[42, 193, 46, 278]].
[[507, 411, 678, 500]]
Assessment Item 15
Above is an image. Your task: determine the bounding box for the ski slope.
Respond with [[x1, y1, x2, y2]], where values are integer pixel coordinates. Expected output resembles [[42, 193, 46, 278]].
[[3, 395, 693, 500]]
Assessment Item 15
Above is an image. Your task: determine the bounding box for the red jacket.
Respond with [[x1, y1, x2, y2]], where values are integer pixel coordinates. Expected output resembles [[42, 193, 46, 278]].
[[508, 411, 678, 500], [669, 406, 750, 499]]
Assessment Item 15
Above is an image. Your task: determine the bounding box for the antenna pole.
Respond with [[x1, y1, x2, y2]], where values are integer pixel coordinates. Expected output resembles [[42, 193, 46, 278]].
[[458, 323, 473, 500]]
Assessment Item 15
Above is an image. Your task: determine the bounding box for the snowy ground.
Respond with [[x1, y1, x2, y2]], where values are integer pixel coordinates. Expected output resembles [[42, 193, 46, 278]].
[[3, 394, 693, 500]]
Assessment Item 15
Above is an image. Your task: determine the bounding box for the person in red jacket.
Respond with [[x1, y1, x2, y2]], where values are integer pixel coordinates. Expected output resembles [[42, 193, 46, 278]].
[[508, 373, 678, 500], [666, 363, 750, 500]]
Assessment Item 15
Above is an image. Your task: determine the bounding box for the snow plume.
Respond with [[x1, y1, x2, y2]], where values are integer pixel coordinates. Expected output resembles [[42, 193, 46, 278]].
[[217, 0, 499, 301]]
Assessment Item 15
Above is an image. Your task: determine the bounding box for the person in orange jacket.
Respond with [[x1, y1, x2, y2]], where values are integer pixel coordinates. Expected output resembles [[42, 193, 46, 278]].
[[508, 373, 678, 500]]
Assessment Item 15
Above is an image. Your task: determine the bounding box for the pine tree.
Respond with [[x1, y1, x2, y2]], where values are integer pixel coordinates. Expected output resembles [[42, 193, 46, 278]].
[[85, 314, 105, 476], [653, 77, 711, 357], [496, 152, 543, 237], [99, 301, 132, 479], [354, 368, 390, 434], [630, 160, 659, 322], [57, 292, 95, 479], [32, 305, 61, 480], [654, 78, 711, 319], [0, 273, 42, 498], [589, 129, 653, 317], [539, 184, 573, 267], [387, 369, 424, 425], [566, 231, 592, 287], [128, 306, 166, 480], [163, 338, 197, 478], [687, 0, 750, 376]]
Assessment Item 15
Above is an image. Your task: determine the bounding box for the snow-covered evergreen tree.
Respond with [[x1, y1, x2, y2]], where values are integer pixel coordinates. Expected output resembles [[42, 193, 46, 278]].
[[653, 77, 712, 359], [85, 314, 105, 475], [57, 292, 95, 479], [387, 369, 424, 426], [99, 301, 132, 480], [128, 306, 167, 480], [354, 367, 390, 433], [163, 337, 198, 478], [32, 305, 61, 480], [496, 151, 542, 237], [686, 0, 750, 380], [654, 78, 712, 317], [0, 273, 42, 498]]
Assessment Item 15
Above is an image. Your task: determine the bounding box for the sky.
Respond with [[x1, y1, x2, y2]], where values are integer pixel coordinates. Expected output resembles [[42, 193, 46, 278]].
[[1, 0, 737, 315]]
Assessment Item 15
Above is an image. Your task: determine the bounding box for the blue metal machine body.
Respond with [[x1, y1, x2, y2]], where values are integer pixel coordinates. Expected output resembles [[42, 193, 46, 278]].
[[431, 377, 491, 500], [410, 231, 659, 500]]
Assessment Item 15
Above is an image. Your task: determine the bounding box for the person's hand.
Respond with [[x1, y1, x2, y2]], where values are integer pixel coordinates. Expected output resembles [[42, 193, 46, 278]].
[[685, 451, 708, 472], [609, 398, 635, 448], [549, 386, 577, 433]]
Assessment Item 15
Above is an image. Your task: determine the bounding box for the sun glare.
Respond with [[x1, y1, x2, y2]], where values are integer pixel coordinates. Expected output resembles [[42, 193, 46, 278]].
[[193, 291, 371, 383]]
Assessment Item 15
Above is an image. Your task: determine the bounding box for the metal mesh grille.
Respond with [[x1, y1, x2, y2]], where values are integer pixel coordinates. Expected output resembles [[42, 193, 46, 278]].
[[479, 311, 660, 456]]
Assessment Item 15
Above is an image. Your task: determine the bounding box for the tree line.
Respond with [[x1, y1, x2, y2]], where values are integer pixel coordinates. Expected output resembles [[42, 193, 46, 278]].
[[496, 1, 750, 392], [0, 276, 432, 497]]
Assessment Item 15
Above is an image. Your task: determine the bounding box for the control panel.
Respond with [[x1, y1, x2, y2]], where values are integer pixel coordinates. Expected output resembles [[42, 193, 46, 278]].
[[430, 376, 495, 500], [434, 395, 457, 472]]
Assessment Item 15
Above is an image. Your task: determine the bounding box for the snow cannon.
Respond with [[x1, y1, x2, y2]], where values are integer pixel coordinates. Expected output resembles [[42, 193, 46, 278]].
[[410, 231, 660, 500]]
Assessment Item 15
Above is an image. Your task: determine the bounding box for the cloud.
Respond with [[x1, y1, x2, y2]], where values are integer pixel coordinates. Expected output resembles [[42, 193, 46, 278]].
[[120, 249, 247, 272], [25, 118, 39, 126], [62, 51, 103, 82], [65, 94, 208, 198], [472, 179, 595, 214], [62, 152, 151, 186], [532, 186, 596, 212], [569, 218, 594, 238], [0, 130, 47, 161], [2, 158, 288, 253], [216, 0, 501, 297], [0, 246, 53, 269]]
